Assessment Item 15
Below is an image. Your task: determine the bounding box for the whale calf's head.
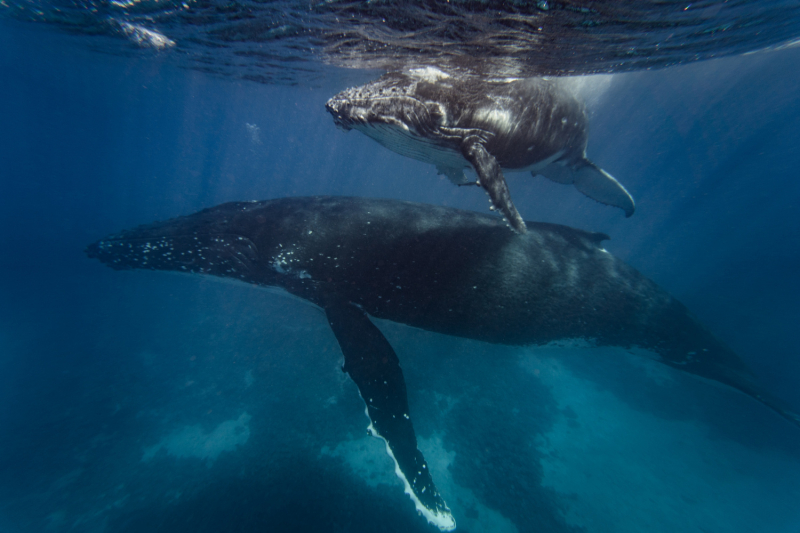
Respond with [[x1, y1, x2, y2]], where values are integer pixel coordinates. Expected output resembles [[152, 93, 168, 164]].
[[325, 69, 468, 168], [325, 69, 451, 133]]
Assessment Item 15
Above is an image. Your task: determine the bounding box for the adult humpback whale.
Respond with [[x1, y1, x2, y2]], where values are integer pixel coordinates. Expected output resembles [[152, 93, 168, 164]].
[[325, 68, 635, 233], [86, 196, 798, 530]]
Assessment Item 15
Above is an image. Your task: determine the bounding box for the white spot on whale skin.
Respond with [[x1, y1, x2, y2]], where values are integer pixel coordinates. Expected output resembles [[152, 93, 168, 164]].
[[273, 260, 287, 274]]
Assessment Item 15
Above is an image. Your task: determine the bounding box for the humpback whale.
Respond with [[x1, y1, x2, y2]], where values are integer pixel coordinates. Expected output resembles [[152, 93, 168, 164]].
[[86, 196, 798, 530], [325, 68, 635, 233]]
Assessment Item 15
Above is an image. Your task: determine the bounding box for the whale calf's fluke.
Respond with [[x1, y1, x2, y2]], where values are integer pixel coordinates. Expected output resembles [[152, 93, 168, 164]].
[[86, 196, 799, 529], [325, 69, 635, 232]]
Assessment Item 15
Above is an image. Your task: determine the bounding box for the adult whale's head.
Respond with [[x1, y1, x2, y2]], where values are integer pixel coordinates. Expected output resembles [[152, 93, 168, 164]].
[[85, 202, 263, 281]]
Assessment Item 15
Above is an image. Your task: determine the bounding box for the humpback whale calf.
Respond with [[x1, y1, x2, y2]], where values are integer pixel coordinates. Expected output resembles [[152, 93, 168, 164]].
[[86, 196, 798, 530], [325, 68, 635, 233]]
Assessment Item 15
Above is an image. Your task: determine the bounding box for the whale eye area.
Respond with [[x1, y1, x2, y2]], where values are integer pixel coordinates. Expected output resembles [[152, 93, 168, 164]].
[[427, 103, 446, 125]]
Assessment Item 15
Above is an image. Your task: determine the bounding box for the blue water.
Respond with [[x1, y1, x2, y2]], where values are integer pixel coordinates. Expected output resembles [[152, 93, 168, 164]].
[[2, 19, 800, 533]]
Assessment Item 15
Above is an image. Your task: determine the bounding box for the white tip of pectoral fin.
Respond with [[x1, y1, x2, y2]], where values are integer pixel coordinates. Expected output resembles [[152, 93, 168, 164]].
[[367, 419, 456, 531]]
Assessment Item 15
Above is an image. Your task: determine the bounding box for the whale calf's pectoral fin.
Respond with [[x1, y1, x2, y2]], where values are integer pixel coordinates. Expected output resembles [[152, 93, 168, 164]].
[[537, 160, 635, 217], [436, 165, 472, 186], [461, 139, 527, 233], [324, 300, 456, 532]]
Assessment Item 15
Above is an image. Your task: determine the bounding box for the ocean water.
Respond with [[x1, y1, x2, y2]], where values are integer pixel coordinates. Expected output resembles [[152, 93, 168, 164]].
[[1, 6, 800, 533]]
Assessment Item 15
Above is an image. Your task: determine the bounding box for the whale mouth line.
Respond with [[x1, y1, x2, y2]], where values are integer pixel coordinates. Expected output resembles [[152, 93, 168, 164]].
[[326, 94, 429, 122]]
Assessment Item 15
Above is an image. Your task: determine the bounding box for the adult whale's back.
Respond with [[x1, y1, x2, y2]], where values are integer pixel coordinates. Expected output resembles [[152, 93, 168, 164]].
[[86, 196, 800, 530]]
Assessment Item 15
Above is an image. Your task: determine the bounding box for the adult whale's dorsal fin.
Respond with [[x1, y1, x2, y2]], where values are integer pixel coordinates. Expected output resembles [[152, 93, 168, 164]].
[[461, 137, 528, 233], [537, 159, 636, 218], [587, 231, 611, 245], [323, 300, 456, 532]]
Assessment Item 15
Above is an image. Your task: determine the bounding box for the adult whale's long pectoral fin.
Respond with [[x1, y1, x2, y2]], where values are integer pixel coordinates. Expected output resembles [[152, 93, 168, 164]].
[[538, 159, 635, 217], [324, 301, 456, 532], [461, 138, 527, 233]]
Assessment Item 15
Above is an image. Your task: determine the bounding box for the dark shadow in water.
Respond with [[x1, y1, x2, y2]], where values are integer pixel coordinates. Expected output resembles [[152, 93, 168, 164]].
[[556, 347, 800, 459], [384, 324, 582, 533], [445, 359, 582, 533], [107, 457, 432, 533]]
